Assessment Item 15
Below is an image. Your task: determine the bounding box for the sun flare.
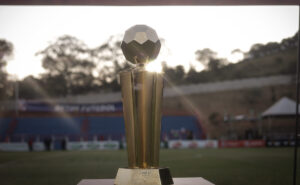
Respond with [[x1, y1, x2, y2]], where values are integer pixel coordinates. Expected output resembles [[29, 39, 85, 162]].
[[145, 60, 162, 73]]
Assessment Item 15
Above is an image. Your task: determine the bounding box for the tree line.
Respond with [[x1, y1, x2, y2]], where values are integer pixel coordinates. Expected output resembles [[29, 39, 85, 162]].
[[0, 32, 298, 100]]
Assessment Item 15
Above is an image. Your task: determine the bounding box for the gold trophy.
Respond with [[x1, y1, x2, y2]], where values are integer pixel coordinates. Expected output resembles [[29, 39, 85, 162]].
[[114, 25, 173, 185]]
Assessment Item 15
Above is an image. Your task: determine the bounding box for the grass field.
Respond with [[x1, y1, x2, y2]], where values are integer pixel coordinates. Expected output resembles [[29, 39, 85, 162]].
[[0, 148, 299, 185]]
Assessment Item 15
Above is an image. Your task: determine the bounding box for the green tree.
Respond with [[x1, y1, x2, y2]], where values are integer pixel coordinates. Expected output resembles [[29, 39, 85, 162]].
[[162, 62, 185, 85], [280, 31, 298, 50], [37, 35, 96, 96], [195, 48, 217, 69], [185, 67, 200, 84], [19, 76, 44, 99], [90, 35, 129, 92], [0, 39, 13, 99], [207, 58, 227, 71], [91, 35, 127, 87], [195, 48, 226, 71]]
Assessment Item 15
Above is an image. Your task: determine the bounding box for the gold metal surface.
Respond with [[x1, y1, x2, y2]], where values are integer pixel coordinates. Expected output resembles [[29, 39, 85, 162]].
[[120, 70, 137, 168], [117, 25, 173, 185], [120, 65, 164, 169], [151, 74, 163, 168]]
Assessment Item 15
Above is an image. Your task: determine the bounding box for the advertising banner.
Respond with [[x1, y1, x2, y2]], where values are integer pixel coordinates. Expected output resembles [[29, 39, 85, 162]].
[[0, 141, 119, 151], [33, 142, 45, 151], [67, 141, 119, 150], [1, 140, 270, 151], [218, 140, 265, 148], [0, 142, 29, 151], [19, 101, 123, 113], [168, 140, 218, 149], [266, 140, 298, 147]]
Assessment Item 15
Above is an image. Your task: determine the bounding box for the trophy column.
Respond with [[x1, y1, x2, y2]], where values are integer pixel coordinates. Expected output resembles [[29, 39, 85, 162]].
[[115, 25, 173, 185]]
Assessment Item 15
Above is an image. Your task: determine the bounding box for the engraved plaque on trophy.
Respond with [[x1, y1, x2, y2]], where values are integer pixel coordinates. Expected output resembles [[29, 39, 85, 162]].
[[114, 25, 173, 185]]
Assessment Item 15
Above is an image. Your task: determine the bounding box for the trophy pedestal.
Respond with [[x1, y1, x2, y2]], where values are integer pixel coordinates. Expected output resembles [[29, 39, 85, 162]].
[[114, 168, 173, 185], [77, 177, 215, 185]]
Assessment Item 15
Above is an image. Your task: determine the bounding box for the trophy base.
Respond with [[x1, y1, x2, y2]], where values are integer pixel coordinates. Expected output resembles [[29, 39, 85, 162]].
[[114, 167, 173, 185]]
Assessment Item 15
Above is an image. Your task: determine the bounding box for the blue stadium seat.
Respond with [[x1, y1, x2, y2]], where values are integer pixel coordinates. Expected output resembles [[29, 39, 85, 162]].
[[88, 116, 125, 140], [0, 118, 12, 141], [3, 115, 202, 142], [13, 117, 81, 135], [162, 116, 202, 139]]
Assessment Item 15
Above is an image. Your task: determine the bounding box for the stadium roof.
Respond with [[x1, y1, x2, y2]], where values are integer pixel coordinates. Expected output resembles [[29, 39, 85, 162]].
[[262, 97, 300, 118], [23, 75, 292, 104]]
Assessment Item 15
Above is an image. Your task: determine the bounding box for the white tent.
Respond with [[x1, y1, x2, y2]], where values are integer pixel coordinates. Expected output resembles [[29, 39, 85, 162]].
[[262, 97, 300, 117]]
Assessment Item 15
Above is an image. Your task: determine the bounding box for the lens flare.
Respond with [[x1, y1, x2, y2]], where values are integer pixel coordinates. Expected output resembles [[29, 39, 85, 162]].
[[145, 60, 162, 73]]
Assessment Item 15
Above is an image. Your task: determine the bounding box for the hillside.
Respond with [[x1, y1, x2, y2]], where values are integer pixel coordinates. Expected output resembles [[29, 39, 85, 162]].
[[224, 48, 297, 79], [182, 48, 297, 84], [170, 31, 298, 85]]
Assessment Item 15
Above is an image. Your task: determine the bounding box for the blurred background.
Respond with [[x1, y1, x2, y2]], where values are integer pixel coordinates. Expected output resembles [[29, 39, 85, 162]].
[[0, 5, 299, 185]]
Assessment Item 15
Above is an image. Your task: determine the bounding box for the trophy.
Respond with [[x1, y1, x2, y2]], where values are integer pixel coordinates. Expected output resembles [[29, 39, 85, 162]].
[[115, 25, 173, 185]]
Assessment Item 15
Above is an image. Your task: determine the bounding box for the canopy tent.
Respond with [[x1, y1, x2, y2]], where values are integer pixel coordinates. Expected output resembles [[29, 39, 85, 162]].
[[262, 97, 300, 118]]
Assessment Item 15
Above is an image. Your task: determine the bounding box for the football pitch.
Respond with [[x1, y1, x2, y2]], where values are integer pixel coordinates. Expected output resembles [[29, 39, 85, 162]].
[[0, 148, 298, 185]]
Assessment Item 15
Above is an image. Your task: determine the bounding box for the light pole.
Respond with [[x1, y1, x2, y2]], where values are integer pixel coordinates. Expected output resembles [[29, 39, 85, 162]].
[[13, 74, 19, 117]]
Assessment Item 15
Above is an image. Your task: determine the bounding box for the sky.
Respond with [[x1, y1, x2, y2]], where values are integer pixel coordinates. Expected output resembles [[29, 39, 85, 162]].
[[0, 6, 298, 79]]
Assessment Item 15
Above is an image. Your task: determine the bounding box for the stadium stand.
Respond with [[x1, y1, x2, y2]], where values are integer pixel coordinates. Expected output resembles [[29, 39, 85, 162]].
[[88, 116, 125, 140], [162, 116, 203, 139], [0, 115, 203, 142], [14, 117, 81, 135], [0, 118, 12, 141]]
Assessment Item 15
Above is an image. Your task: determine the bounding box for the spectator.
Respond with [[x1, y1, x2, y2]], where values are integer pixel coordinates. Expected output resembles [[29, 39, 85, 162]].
[[187, 130, 194, 140], [61, 138, 66, 151], [27, 138, 34, 152], [43, 137, 52, 151]]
